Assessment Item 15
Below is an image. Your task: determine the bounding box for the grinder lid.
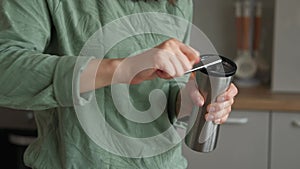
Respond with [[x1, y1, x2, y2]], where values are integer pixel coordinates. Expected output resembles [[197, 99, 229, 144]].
[[196, 54, 237, 77]]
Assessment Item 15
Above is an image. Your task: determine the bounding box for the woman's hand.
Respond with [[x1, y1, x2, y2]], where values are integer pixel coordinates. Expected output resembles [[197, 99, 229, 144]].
[[80, 38, 199, 92], [113, 38, 200, 84], [205, 83, 238, 124], [178, 80, 238, 124]]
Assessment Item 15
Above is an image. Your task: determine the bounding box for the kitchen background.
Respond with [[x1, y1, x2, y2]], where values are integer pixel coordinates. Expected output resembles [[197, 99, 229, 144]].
[[0, 0, 300, 169], [193, 0, 274, 65], [183, 0, 300, 169]]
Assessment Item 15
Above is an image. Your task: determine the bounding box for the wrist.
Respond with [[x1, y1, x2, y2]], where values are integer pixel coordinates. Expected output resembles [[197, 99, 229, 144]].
[[80, 58, 123, 93], [96, 58, 123, 87]]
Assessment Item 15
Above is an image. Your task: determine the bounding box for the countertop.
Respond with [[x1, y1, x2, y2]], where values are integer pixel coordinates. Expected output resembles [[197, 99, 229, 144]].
[[233, 85, 300, 112]]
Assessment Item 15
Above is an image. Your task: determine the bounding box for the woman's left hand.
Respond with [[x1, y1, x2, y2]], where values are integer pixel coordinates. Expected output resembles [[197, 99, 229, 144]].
[[178, 80, 238, 124], [205, 83, 238, 124]]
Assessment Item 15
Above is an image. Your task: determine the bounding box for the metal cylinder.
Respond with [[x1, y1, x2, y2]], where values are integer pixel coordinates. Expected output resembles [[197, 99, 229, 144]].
[[185, 55, 237, 152]]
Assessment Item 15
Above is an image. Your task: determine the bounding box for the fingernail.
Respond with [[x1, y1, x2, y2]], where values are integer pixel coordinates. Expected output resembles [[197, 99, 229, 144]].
[[206, 114, 214, 121], [209, 107, 216, 113]]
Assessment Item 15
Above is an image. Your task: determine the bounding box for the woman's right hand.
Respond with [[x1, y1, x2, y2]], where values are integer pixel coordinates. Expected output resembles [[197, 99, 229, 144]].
[[80, 38, 200, 92], [114, 38, 200, 84]]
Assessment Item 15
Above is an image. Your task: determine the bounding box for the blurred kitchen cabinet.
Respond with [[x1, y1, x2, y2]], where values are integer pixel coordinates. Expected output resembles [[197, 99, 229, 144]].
[[270, 111, 300, 169], [272, 0, 300, 93], [183, 110, 269, 169]]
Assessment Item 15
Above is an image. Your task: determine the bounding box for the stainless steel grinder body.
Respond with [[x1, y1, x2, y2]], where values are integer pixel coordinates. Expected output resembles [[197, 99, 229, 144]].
[[185, 55, 237, 153]]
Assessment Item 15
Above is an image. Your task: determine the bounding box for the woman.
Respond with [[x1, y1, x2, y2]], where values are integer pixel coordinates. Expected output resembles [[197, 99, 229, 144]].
[[0, 0, 237, 168]]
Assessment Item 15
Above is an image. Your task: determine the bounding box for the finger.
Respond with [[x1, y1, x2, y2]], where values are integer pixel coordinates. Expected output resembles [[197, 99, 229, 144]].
[[156, 70, 173, 79], [216, 83, 238, 102], [215, 114, 229, 124], [205, 113, 215, 121], [174, 50, 193, 71], [190, 87, 204, 106], [187, 45, 200, 57], [205, 106, 231, 122], [220, 114, 230, 124], [213, 106, 232, 120], [179, 44, 200, 65], [207, 98, 234, 113], [155, 56, 176, 78], [168, 54, 185, 76]]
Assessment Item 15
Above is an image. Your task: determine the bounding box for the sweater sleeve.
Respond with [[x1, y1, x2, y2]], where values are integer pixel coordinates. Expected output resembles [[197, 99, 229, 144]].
[[0, 0, 92, 110]]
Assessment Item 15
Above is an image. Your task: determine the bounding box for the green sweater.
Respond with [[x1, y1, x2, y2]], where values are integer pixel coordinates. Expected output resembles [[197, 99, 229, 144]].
[[0, 0, 193, 168]]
